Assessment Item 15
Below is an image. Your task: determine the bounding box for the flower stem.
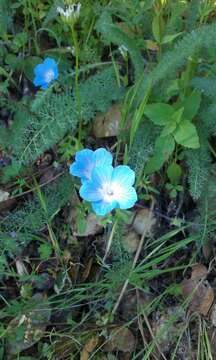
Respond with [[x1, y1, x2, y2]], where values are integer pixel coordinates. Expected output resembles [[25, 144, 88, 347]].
[[71, 25, 82, 145], [102, 218, 118, 264]]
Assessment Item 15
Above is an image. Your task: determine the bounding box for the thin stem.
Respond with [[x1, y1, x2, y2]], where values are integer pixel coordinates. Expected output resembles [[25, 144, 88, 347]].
[[112, 199, 155, 316], [71, 25, 82, 144], [102, 219, 118, 264]]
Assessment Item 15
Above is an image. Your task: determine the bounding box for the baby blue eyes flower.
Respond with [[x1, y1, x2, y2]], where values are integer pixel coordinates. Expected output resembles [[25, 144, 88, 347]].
[[33, 58, 58, 90], [80, 165, 137, 216], [69, 148, 113, 183], [70, 148, 137, 216]]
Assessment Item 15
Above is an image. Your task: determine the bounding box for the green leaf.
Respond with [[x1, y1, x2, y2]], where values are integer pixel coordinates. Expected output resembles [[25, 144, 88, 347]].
[[145, 155, 164, 174], [155, 135, 175, 160], [145, 135, 175, 174], [161, 32, 183, 44], [182, 90, 201, 120], [167, 162, 182, 184], [38, 243, 52, 260], [173, 120, 200, 149], [152, 14, 161, 43], [172, 107, 184, 124], [161, 120, 177, 136], [144, 103, 175, 125]]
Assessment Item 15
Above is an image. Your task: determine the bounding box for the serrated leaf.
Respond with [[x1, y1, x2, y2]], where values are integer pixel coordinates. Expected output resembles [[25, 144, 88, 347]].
[[144, 103, 174, 125], [173, 120, 200, 149]]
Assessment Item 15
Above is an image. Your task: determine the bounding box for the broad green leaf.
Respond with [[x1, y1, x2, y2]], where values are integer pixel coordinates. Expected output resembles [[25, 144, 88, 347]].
[[145, 155, 164, 174], [161, 120, 177, 136], [173, 120, 200, 148], [167, 162, 182, 184], [145, 135, 175, 174], [144, 103, 174, 125], [182, 90, 201, 120], [172, 107, 184, 124], [155, 135, 175, 160]]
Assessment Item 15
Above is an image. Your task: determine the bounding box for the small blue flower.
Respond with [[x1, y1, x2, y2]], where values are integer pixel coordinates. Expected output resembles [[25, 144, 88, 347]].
[[70, 148, 113, 183], [80, 165, 137, 216], [33, 58, 58, 90]]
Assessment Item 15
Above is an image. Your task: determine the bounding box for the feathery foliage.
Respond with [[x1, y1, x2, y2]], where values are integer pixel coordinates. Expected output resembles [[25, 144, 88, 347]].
[[96, 10, 144, 80], [1, 67, 124, 181], [0, 173, 74, 257]]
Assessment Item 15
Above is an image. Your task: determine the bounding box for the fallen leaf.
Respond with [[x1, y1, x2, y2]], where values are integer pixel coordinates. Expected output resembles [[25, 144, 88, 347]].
[[0, 189, 9, 202], [93, 104, 121, 138], [190, 264, 208, 280], [81, 336, 99, 360], [105, 327, 135, 353], [122, 230, 140, 253], [71, 211, 103, 237], [181, 264, 214, 316], [81, 258, 93, 281], [132, 208, 156, 236]]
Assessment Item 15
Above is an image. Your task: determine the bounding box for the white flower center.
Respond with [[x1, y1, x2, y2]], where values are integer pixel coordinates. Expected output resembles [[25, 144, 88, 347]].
[[44, 69, 55, 83], [101, 181, 124, 203]]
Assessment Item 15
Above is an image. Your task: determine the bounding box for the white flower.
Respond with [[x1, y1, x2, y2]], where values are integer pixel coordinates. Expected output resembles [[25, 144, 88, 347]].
[[57, 3, 81, 22], [118, 45, 128, 58]]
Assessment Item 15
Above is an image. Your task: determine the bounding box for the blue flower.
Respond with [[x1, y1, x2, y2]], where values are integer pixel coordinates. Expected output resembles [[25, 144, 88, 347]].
[[80, 165, 137, 216], [33, 58, 58, 90], [69, 148, 113, 183]]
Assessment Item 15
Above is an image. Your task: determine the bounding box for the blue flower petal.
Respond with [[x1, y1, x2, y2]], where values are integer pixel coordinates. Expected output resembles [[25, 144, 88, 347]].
[[92, 199, 117, 216], [34, 63, 45, 77], [91, 165, 113, 189], [70, 149, 94, 181], [44, 57, 57, 69], [112, 165, 135, 186], [75, 149, 94, 162], [79, 181, 103, 202], [41, 83, 49, 90], [117, 186, 137, 209], [33, 58, 58, 89], [93, 148, 113, 167]]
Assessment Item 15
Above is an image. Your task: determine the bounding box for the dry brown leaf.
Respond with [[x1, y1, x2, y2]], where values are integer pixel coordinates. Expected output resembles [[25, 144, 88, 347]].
[[81, 258, 93, 282], [80, 336, 99, 360], [181, 264, 214, 316], [190, 264, 208, 280], [132, 208, 156, 236], [122, 230, 140, 253], [105, 327, 135, 353], [71, 211, 103, 237], [93, 104, 121, 138]]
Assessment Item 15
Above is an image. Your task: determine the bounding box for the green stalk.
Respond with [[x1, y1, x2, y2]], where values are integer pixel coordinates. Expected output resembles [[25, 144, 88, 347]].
[[71, 25, 82, 145]]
